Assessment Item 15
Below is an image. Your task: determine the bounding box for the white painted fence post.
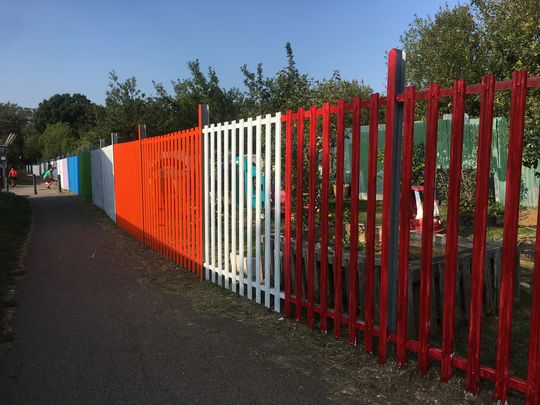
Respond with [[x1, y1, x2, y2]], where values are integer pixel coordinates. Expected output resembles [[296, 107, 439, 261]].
[[230, 121, 237, 293], [210, 124, 216, 283], [204, 127, 210, 280], [274, 113, 282, 311], [224, 123, 230, 289], [246, 118, 254, 300], [217, 123, 223, 286], [255, 116, 262, 304], [264, 114, 272, 308], [238, 120, 245, 296]]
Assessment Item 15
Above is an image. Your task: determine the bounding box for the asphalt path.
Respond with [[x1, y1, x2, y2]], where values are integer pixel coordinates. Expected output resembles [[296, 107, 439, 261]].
[[0, 186, 332, 404]]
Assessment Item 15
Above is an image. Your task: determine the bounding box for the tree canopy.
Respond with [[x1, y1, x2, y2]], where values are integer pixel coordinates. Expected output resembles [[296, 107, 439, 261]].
[[0, 103, 34, 164], [34, 93, 98, 135], [401, 0, 540, 168]]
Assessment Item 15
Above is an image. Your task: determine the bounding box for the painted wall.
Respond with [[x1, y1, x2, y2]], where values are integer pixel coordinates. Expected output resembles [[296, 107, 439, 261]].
[[58, 158, 69, 190], [79, 152, 93, 202], [91, 146, 116, 222], [67, 156, 79, 194]]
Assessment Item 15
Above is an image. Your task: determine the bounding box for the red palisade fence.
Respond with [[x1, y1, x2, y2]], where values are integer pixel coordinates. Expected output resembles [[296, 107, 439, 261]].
[[281, 49, 540, 402]]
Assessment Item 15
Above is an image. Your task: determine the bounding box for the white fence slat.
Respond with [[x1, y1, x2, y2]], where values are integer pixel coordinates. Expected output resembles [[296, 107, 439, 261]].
[[247, 118, 253, 300], [238, 120, 245, 296], [273, 113, 282, 311], [264, 114, 272, 308], [204, 127, 210, 279], [217, 123, 223, 286], [231, 121, 237, 293], [210, 124, 216, 283], [255, 116, 262, 304], [224, 123, 230, 289]]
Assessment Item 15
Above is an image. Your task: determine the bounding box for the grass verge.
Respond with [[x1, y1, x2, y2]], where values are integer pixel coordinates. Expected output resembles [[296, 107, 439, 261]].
[[0, 192, 32, 343]]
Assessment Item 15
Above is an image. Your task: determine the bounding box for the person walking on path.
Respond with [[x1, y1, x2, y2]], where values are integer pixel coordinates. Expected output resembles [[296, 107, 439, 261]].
[[8, 167, 17, 187]]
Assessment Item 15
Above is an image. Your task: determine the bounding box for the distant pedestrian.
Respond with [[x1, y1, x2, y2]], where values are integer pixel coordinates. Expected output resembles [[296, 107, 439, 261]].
[[42, 167, 55, 188], [8, 167, 18, 187]]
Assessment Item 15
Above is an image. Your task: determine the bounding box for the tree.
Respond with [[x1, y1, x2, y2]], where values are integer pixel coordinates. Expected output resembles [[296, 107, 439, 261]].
[[99, 71, 147, 142], [40, 122, 75, 159], [0, 102, 35, 164], [23, 133, 42, 163], [34, 93, 97, 135], [241, 42, 312, 116], [473, 0, 540, 169], [473, 0, 540, 78], [311, 71, 372, 109], [401, 5, 485, 89], [400, 0, 540, 168], [153, 59, 243, 132]]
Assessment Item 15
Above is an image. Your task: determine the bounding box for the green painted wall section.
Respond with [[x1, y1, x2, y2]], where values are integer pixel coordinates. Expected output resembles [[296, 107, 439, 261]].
[[79, 151, 93, 202]]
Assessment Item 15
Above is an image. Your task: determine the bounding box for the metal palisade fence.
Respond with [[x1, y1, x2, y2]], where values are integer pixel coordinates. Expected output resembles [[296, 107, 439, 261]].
[[27, 49, 540, 403], [203, 113, 282, 310], [114, 124, 203, 278]]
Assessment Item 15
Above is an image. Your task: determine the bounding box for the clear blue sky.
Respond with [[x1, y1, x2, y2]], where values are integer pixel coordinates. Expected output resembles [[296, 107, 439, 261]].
[[0, 0, 462, 108]]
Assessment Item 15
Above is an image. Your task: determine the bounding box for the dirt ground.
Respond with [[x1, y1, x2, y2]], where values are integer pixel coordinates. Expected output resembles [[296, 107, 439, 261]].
[[0, 186, 502, 403]]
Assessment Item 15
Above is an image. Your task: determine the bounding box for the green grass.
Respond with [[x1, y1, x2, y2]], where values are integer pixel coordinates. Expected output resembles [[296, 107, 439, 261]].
[[0, 192, 32, 342]]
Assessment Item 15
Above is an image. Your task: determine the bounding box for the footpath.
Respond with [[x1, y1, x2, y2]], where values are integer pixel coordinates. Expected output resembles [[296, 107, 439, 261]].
[[0, 185, 492, 404]]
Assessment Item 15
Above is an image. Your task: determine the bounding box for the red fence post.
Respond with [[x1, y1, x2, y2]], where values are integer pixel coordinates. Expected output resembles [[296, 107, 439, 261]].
[[440, 79, 466, 381], [320, 102, 331, 332], [307, 105, 317, 328], [284, 110, 293, 318], [334, 99, 345, 338], [494, 70, 528, 401], [418, 83, 440, 375], [466, 75, 495, 395], [380, 48, 405, 363], [364, 93, 379, 354], [295, 108, 305, 322], [396, 86, 416, 366], [348, 97, 361, 345]]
